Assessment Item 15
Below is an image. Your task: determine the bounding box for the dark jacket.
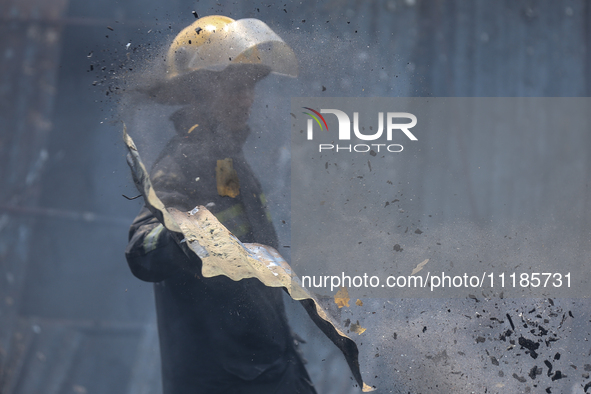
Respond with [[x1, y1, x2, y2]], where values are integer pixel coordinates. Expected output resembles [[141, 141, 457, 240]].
[[125, 110, 302, 393]]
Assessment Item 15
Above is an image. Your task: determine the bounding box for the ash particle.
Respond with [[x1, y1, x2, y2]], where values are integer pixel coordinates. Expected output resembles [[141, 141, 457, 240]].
[[512, 373, 527, 383]]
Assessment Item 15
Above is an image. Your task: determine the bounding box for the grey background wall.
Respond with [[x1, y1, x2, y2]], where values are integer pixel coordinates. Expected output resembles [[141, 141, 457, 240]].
[[1, 0, 590, 393]]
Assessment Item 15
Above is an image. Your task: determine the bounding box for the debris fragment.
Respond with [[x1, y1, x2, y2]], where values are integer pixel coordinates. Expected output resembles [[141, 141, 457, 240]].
[[350, 320, 366, 335], [122, 194, 142, 200], [529, 366, 541, 379], [355, 299, 363, 306], [107, 26, 114, 31], [512, 373, 527, 383], [544, 360, 553, 376], [518, 336, 539, 359], [506, 313, 516, 330], [499, 329, 513, 342], [334, 286, 350, 308], [192, 11, 198, 18], [550, 371, 563, 381], [411, 259, 429, 275], [216, 158, 240, 198]]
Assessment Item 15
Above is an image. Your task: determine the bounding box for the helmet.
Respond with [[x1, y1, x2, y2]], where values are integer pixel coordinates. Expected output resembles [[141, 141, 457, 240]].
[[142, 15, 298, 104], [166, 15, 298, 80]]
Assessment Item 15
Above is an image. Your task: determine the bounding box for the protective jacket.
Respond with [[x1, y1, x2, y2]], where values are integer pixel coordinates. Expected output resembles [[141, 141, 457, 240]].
[[125, 108, 313, 393]]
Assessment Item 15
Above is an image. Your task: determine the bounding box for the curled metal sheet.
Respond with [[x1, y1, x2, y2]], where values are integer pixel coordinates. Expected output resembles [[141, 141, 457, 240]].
[[123, 126, 373, 392]]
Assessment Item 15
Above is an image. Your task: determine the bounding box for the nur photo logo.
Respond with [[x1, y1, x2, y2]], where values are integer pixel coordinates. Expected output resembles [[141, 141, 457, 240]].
[[302, 107, 418, 153]]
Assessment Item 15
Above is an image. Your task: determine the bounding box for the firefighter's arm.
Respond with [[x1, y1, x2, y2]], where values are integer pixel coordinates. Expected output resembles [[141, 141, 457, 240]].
[[125, 205, 199, 282]]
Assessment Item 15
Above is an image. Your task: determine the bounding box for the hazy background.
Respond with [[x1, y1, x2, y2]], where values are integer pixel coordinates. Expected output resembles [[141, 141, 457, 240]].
[[1, 0, 590, 393]]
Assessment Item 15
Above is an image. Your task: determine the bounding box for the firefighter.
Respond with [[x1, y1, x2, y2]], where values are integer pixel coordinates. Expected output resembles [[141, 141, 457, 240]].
[[125, 15, 315, 394]]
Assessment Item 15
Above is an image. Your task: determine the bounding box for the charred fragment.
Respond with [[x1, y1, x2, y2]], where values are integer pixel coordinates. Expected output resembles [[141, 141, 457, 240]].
[[550, 370, 564, 381], [512, 373, 527, 383], [528, 365, 542, 379], [518, 336, 540, 359], [538, 326, 548, 336], [499, 329, 513, 341], [122, 194, 142, 200], [506, 313, 515, 330], [544, 360, 553, 376]]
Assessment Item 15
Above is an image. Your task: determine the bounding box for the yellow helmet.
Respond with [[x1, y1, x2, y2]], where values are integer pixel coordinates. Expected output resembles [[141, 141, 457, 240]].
[[166, 15, 298, 80]]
